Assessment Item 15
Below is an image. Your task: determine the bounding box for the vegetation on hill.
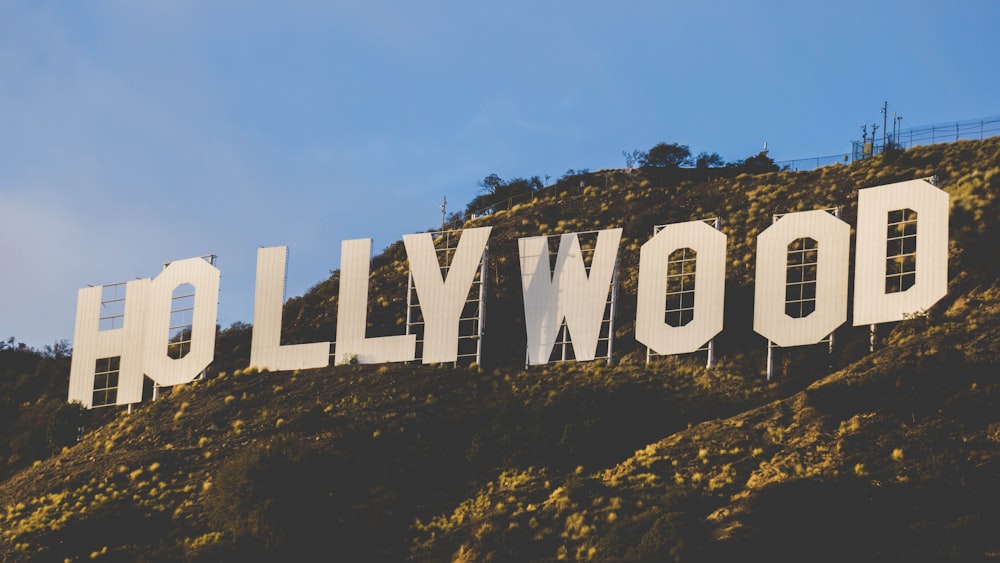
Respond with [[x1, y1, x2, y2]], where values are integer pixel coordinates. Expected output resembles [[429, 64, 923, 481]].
[[1, 137, 999, 561], [0, 339, 119, 482]]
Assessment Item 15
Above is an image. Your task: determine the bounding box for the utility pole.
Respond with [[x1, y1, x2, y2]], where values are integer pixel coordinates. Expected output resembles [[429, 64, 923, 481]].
[[891, 111, 897, 147], [440, 196, 447, 231], [881, 101, 888, 149]]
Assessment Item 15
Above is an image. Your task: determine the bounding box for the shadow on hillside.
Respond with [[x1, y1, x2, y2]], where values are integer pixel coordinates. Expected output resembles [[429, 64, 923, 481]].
[[704, 473, 1000, 563]]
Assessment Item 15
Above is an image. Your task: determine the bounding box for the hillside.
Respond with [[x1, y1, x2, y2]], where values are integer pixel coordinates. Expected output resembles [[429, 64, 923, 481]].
[[1, 138, 999, 562]]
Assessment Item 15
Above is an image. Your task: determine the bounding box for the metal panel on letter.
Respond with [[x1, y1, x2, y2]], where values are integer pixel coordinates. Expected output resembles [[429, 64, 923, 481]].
[[68, 279, 149, 408], [853, 178, 949, 325], [250, 247, 330, 371], [403, 227, 492, 364], [520, 236, 561, 365], [335, 238, 416, 364], [519, 228, 622, 365], [754, 210, 850, 347], [142, 257, 220, 387], [636, 220, 726, 355]]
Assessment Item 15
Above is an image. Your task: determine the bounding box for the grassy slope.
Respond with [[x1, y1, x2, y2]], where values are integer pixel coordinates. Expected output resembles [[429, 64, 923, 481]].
[[0, 138, 998, 562]]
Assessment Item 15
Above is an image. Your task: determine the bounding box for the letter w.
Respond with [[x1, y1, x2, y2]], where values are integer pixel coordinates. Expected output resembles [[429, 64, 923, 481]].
[[519, 228, 621, 365]]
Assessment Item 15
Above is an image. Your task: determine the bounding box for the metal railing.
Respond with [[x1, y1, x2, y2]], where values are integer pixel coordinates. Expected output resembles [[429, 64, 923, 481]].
[[775, 153, 851, 172], [853, 115, 1000, 161], [463, 115, 1000, 217]]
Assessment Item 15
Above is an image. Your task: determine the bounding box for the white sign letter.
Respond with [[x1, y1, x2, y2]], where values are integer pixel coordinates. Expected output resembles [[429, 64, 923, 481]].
[[853, 178, 949, 325], [68, 279, 150, 407], [403, 227, 492, 364], [519, 228, 621, 365], [335, 238, 416, 364], [754, 210, 850, 347], [636, 220, 726, 355], [250, 246, 331, 371], [141, 257, 220, 387]]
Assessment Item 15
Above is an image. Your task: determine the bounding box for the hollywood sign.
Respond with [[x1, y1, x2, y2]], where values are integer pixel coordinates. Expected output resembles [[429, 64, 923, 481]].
[[68, 179, 948, 408]]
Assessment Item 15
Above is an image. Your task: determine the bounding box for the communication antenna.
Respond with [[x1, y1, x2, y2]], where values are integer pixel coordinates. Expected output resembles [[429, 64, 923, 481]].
[[440, 195, 447, 230]]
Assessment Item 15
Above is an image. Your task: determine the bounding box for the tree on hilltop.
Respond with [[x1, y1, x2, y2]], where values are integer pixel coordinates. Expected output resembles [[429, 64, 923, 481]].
[[622, 150, 645, 169], [643, 142, 693, 168], [735, 151, 781, 173], [695, 151, 725, 169], [464, 174, 542, 217]]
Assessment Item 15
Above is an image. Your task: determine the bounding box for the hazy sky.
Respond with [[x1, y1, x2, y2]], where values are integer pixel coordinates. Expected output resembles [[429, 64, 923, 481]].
[[2, 1, 999, 349]]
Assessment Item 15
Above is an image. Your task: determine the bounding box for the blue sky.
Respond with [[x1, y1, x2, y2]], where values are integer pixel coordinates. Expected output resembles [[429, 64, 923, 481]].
[[2, 1, 999, 349]]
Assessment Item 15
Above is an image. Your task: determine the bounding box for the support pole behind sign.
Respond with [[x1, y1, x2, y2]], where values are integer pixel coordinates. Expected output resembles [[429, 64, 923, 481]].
[[405, 271, 414, 337], [477, 246, 487, 366], [706, 216, 721, 370], [561, 324, 568, 362], [828, 207, 839, 361], [766, 340, 775, 381], [607, 258, 619, 364]]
